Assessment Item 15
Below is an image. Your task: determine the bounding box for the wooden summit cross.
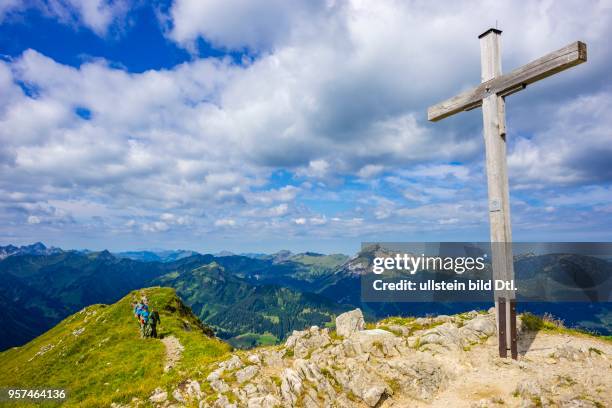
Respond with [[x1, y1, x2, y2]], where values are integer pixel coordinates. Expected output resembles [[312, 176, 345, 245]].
[[428, 28, 587, 359]]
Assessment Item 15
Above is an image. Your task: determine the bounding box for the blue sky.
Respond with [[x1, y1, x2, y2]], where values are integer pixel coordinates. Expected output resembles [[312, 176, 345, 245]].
[[0, 0, 611, 255]]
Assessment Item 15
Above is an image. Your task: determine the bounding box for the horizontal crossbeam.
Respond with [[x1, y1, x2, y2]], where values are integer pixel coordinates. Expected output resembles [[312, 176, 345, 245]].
[[427, 41, 587, 122]]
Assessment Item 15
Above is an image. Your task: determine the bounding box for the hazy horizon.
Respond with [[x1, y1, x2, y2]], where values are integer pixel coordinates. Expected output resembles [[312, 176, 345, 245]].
[[0, 239, 358, 256]]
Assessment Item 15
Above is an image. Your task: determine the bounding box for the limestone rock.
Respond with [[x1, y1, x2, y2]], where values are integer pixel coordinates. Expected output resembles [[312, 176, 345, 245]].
[[381, 355, 449, 400], [220, 355, 243, 370], [235, 365, 259, 384], [419, 313, 496, 351], [247, 395, 281, 408], [433, 315, 453, 323], [247, 353, 261, 365], [171, 388, 184, 404], [461, 314, 496, 339], [285, 326, 331, 359], [330, 358, 390, 406], [460, 311, 478, 320], [514, 378, 543, 399], [212, 394, 237, 408], [149, 387, 168, 403], [383, 324, 410, 336], [362, 385, 387, 407], [293, 358, 322, 382], [552, 345, 586, 361], [172, 379, 202, 403], [184, 380, 202, 400], [237, 382, 258, 401], [280, 368, 303, 405], [419, 322, 463, 350], [351, 329, 403, 357], [336, 309, 365, 338], [194, 308, 611, 408], [210, 379, 230, 393], [261, 349, 284, 367], [302, 386, 322, 408], [207, 367, 224, 382]]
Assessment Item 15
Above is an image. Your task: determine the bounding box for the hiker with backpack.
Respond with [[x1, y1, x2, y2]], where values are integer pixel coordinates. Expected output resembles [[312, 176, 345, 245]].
[[148, 310, 161, 338], [132, 297, 150, 338], [139, 298, 150, 337], [132, 296, 161, 339]]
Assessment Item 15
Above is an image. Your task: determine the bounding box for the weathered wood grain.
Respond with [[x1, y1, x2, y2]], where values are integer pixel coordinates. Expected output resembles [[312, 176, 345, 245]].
[[427, 41, 586, 121], [479, 30, 516, 355]]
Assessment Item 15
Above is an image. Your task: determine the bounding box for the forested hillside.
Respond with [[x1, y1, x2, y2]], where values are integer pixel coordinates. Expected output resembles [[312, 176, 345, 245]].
[[155, 262, 347, 346], [0, 245, 347, 350]]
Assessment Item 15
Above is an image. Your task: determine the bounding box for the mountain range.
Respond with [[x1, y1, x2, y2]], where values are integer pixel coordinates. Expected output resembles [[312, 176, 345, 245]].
[[0, 243, 350, 350], [0, 242, 63, 260], [1, 242, 610, 352]]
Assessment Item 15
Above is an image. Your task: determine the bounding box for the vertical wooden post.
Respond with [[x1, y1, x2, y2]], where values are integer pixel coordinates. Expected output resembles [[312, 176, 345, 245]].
[[479, 28, 516, 358]]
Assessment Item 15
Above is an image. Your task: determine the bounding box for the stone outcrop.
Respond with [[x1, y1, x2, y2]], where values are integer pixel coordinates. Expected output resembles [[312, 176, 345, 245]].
[[221, 355, 243, 370], [143, 309, 611, 408], [171, 379, 202, 404], [418, 313, 496, 352], [192, 308, 492, 407], [335, 308, 365, 338], [285, 325, 331, 358], [149, 387, 168, 404], [235, 365, 259, 384]]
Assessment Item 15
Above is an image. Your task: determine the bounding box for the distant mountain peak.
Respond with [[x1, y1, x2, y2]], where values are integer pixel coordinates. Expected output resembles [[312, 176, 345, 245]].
[[271, 250, 293, 263], [95, 250, 115, 261], [115, 249, 201, 263], [19, 242, 47, 251], [0, 242, 61, 260]]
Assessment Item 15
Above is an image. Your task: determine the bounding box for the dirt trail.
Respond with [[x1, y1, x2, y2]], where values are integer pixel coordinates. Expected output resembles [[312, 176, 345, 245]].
[[161, 335, 184, 372], [384, 332, 612, 407]]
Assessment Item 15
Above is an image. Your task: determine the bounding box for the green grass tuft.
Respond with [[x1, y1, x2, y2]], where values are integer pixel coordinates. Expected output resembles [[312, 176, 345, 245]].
[[521, 312, 612, 343]]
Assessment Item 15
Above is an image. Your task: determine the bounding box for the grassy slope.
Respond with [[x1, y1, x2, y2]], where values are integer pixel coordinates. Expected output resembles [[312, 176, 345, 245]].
[[0, 287, 231, 407], [284, 253, 350, 281]]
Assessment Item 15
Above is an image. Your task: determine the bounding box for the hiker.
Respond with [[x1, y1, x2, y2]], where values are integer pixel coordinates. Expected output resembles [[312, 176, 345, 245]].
[[148, 310, 161, 338], [139, 300, 150, 338], [132, 301, 141, 319], [133, 301, 143, 334]]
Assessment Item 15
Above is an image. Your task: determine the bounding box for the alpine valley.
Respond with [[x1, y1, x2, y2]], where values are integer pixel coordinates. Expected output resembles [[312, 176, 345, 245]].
[[0, 243, 610, 352]]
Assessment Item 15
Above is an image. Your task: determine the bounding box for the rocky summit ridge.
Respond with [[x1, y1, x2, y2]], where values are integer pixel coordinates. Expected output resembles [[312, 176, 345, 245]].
[[137, 308, 611, 408], [2, 285, 610, 407]]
